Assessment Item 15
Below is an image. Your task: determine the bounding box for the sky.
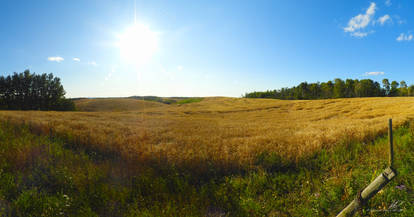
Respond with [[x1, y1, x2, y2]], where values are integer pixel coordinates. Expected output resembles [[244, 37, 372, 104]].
[[0, 0, 414, 98]]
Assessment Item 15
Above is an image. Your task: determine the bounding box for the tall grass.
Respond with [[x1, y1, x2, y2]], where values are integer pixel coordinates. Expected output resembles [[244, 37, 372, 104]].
[[1, 97, 414, 175], [1, 118, 414, 216]]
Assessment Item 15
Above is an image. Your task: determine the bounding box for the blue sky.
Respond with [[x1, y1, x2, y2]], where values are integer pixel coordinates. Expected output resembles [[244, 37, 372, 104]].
[[0, 0, 414, 97]]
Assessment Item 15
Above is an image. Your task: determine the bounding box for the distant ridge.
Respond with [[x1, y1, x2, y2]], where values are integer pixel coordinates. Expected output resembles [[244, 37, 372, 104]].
[[73, 97, 204, 112], [74, 98, 165, 112]]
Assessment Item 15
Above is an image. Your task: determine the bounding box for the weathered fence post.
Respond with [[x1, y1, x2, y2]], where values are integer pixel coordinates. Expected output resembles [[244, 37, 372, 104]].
[[389, 119, 394, 169], [336, 119, 397, 217]]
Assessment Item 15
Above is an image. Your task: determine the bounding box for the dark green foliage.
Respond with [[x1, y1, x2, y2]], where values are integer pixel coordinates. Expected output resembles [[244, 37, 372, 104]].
[[390, 80, 400, 96], [0, 70, 74, 111], [245, 78, 413, 99]]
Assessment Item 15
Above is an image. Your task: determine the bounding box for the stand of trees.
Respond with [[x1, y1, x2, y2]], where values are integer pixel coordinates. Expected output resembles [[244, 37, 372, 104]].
[[244, 78, 414, 100], [0, 70, 75, 110]]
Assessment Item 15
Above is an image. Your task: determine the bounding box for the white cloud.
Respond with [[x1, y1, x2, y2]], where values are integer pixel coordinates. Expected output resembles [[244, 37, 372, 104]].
[[377, 14, 391, 25], [385, 0, 392, 7], [351, 32, 369, 37], [88, 61, 98, 66], [47, 56, 64, 62], [344, 3, 376, 37], [177, 65, 183, 71], [73, 57, 80, 62], [105, 73, 112, 81], [344, 3, 376, 32], [365, 71, 385, 76], [397, 33, 413, 41]]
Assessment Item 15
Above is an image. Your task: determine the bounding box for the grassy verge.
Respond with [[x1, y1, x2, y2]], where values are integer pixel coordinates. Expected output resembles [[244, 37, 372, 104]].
[[0, 121, 413, 216]]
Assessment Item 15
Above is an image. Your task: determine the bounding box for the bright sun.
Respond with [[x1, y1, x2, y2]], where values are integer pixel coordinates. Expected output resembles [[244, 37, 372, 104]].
[[118, 23, 159, 65]]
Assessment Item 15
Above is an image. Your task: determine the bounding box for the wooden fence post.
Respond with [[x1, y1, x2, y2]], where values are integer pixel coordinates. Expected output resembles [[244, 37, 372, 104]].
[[336, 119, 397, 217], [389, 119, 394, 169]]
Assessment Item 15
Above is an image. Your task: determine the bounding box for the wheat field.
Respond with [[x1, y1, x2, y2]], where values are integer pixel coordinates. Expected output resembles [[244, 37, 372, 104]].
[[1, 97, 414, 172], [74, 98, 167, 112]]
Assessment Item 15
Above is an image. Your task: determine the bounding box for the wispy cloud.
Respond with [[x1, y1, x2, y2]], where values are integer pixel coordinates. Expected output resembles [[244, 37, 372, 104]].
[[73, 57, 80, 62], [177, 65, 183, 71], [365, 71, 385, 76], [395, 15, 406, 25], [377, 14, 391, 25], [47, 56, 64, 63], [352, 32, 369, 38], [397, 33, 413, 41], [88, 61, 98, 66], [105, 73, 112, 81], [344, 2, 376, 37], [385, 0, 392, 7]]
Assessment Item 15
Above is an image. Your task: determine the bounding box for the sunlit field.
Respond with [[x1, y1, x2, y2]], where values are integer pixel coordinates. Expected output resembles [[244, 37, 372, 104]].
[[2, 97, 414, 216], [1, 97, 414, 172], [5, 0, 414, 215], [74, 98, 167, 112]]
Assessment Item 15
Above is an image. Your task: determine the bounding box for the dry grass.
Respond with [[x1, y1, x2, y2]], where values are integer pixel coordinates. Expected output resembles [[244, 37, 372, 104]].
[[74, 98, 165, 112], [2, 97, 414, 172]]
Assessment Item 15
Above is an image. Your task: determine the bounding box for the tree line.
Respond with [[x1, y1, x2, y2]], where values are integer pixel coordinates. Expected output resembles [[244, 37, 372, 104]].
[[0, 70, 75, 110], [244, 78, 414, 100]]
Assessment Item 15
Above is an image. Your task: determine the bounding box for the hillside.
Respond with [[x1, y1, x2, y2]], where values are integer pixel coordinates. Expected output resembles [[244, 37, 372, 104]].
[[2, 97, 414, 165], [74, 98, 166, 112]]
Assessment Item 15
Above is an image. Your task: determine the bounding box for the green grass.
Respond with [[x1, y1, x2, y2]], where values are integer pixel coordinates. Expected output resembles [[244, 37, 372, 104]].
[[175, 98, 203, 105], [0, 120, 414, 216]]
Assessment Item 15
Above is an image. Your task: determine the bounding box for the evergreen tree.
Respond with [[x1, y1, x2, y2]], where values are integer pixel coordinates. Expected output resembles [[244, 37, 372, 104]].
[[0, 70, 75, 111]]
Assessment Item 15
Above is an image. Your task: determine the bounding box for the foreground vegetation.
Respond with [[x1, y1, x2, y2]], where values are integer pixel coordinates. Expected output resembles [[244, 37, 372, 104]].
[[0, 116, 414, 216]]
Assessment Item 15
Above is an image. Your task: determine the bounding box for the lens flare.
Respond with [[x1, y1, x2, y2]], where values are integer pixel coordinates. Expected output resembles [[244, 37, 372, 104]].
[[117, 23, 159, 66]]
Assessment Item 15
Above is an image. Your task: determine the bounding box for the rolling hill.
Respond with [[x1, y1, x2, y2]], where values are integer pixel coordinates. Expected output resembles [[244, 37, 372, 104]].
[[74, 98, 166, 112]]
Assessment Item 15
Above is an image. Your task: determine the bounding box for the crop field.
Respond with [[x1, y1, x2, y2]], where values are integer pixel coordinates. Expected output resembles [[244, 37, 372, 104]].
[[1, 97, 414, 170], [1, 97, 414, 216], [74, 98, 167, 112]]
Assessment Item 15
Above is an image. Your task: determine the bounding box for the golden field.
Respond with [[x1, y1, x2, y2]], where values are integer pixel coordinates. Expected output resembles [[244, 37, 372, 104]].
[[74, 98, 166, 112], [1, 97, 414, 171]]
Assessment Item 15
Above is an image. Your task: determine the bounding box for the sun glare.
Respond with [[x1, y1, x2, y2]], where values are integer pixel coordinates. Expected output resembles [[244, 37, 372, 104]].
[[117, 23, 159, 65]]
